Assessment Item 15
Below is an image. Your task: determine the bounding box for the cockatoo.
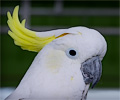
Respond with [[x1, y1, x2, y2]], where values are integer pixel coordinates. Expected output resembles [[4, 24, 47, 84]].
[[5, 6, 107, 100]]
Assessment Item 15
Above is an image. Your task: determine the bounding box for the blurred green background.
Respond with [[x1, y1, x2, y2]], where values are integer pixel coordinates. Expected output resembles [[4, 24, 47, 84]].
[[1, 0, 119, 88]]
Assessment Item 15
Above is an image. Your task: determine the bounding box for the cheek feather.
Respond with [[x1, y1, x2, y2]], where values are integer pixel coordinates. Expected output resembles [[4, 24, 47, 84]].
[[45, 50, 65, 71], [71, 76, 74, 81]]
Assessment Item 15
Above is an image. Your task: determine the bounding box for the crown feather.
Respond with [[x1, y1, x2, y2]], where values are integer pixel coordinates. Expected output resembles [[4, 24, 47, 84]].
[[7, 6, 61, 52]]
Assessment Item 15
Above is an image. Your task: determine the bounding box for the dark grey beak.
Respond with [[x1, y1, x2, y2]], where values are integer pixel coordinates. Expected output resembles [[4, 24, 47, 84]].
[[80, 56, 102, 88]]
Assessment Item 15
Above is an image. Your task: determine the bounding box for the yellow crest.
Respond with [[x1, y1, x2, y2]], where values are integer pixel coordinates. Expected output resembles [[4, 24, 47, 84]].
[[7, 6, 58, 52]]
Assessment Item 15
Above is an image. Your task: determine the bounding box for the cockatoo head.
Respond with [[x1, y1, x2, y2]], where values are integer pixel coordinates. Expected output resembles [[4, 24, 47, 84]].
[[40, 26, 107, 88], [7, 6, 107, 98]]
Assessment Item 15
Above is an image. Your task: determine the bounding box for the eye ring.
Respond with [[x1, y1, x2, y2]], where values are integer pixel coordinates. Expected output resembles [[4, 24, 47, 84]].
[[66, 48, 79, 59]]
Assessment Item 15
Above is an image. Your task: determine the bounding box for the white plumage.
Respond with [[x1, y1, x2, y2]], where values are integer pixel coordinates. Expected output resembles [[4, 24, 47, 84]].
[[6, 27, 107, 100]]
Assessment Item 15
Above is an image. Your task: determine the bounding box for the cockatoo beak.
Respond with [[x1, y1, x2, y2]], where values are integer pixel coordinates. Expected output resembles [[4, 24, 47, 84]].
[[80, 56, 102, 88]]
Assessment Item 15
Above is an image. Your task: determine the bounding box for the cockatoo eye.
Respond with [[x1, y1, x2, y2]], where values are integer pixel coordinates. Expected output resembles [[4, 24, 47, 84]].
[[66, 48, 79, 59], [69, 50, 76, 56]]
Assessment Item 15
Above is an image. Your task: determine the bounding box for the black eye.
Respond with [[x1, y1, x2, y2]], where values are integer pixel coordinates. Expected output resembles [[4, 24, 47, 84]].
[[66, 48, 79, 59], [69, 50, 76, 56]]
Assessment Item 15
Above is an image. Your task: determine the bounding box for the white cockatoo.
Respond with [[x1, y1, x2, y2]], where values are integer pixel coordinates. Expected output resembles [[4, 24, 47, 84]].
[[5, 6, 107, 100]]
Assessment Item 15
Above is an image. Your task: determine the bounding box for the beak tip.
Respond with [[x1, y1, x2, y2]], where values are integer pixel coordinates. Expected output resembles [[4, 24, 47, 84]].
[[91, 82, 96, 89]]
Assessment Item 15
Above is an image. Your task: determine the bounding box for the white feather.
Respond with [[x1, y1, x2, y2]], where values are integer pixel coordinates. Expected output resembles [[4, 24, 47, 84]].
[[6, 26, 107, 100]]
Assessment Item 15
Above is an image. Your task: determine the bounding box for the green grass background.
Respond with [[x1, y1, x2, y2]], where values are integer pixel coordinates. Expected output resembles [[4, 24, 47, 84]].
[[1, 0, 119, 88]]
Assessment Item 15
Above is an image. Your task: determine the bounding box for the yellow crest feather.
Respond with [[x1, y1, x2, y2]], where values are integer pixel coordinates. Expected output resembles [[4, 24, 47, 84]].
[[7, 6, 56, 52]]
